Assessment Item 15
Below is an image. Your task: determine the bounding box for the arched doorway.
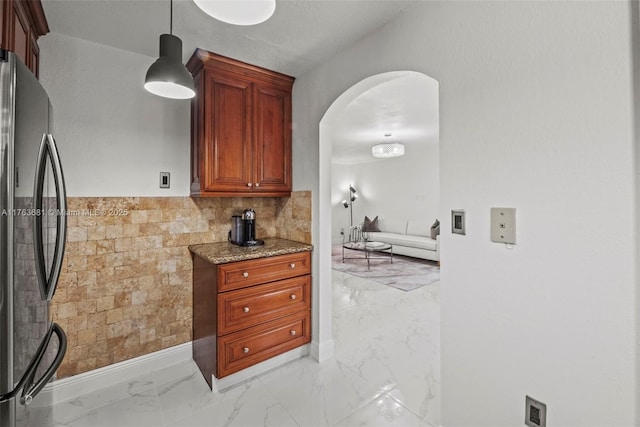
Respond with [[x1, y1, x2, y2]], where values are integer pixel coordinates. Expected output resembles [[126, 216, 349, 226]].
[[316, 71, 439, 361]]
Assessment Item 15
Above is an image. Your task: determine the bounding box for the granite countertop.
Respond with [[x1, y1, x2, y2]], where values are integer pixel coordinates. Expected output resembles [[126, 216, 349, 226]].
[[189, 237, 313, 265]]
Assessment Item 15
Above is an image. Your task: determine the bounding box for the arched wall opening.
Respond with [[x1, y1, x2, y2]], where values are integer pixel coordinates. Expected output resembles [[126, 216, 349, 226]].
[[316, 70, 440, 360]]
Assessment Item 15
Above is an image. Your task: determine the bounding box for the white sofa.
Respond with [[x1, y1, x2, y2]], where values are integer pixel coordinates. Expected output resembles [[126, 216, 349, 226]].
[[366, 218, 440, 262]]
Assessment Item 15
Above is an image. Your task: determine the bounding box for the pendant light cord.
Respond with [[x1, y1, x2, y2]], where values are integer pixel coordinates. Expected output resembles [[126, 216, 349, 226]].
[[170, 0, 173, 35]]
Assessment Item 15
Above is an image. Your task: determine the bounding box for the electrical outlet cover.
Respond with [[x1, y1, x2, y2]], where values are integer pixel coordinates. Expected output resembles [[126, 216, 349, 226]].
[[451, 210, 466, 235], [525, 395, 547, 427], [159, 172, 170, 189], [491, 207, 516, 244]]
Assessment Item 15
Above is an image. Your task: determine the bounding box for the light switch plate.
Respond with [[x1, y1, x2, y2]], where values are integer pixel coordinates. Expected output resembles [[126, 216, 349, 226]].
[[451, 210, 466, 235], [491, 207, 516, 244], [525, 395, 546, 427], [159, 172, 170, 189]]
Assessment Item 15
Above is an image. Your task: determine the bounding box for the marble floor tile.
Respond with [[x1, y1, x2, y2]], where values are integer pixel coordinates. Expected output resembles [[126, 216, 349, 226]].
[[60, 387, 165, 427], [258, 357, 380, 426], [334, 391, 436, 427], [155, 365, 227, 425], [36, 266, 440, 427], [15, 403, 55, 427], [52, 375, 156, 424], [166, 378, 298, 427]]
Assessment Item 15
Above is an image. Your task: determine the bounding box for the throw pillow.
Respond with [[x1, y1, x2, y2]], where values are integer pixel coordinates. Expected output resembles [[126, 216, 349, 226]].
[[430, 218, 440, 239], [363, 215, 380, 232]]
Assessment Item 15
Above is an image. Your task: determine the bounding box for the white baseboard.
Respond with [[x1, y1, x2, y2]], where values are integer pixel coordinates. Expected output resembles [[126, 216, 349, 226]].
[[41, 342, 192, 405]]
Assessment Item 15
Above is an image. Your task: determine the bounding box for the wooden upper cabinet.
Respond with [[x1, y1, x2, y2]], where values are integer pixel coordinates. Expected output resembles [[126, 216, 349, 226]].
[[187, 49, 294, 197], [1, 0, 49, 78]]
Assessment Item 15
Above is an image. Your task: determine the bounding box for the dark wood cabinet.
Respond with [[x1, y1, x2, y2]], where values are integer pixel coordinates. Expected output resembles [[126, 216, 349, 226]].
[[1, 0, 49, 77], [192, 251, 311, 385], [187, 50, 294, 197]]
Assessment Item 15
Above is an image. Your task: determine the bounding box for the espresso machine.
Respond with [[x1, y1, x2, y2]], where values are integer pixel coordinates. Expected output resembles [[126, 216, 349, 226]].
[[228, 209, 264, 246]]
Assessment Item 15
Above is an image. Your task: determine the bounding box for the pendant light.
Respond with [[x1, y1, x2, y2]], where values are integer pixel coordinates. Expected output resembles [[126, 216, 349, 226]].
[[144, 0, 195, 99], [193, 0, 276, 26]]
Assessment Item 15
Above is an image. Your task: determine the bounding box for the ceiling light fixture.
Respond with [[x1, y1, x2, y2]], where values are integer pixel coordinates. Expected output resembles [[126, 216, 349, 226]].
[[372, 143, 405, 158], [193, 0, 276, 26], [372, 134, 404, 158], [144, 0, 195, 99]]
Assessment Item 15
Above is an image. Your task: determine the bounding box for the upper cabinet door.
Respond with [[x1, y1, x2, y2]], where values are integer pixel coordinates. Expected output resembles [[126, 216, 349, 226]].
[[253, 83, 291, 193], [203, 72, 253, 193]]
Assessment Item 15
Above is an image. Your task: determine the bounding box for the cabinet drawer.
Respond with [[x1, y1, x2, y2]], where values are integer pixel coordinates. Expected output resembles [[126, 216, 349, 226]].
[[218, 275, 310, 335], [218, 251, 311, 292], [217, 312, 310, 378]]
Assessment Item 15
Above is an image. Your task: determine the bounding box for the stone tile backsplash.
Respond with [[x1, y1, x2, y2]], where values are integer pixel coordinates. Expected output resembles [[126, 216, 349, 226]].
[[51, 192, 312, 379]]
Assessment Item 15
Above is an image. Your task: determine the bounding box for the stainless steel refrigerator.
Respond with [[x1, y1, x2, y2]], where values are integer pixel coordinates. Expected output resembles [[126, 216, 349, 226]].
[[0, 50, 67, 426]]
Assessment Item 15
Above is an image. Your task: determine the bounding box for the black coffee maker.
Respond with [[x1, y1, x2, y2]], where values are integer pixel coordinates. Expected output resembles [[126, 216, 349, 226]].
[[228, 209, 264, 246]]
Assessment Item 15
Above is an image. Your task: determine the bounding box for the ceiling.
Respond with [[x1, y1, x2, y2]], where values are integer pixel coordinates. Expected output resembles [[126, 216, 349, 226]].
[[41, 0, 434, 164], [41, 0, 419, 78], [332, 74, 439, 165]]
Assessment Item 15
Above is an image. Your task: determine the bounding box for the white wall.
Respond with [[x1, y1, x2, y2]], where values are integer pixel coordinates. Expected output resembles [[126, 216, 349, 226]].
[[39, 33, 191, 197], [331, 141, 440, 244], [331, 163, 351, 243], [293, 1, 638, 426]]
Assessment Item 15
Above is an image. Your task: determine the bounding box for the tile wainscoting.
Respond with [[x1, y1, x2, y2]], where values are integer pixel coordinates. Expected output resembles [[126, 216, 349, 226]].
[[50, 192, 312, 379]]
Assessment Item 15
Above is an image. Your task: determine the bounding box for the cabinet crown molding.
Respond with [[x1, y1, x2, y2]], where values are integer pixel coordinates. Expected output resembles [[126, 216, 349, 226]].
[[187, 48, 294, 89], [22, 0, 49, 36]]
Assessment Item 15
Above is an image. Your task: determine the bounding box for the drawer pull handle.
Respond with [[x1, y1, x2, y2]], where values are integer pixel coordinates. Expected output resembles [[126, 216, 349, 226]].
[[247, 183, 252, 187], [255, 183, 260, 187], [242, 272, 249, 278], [290, 294, 296, 300], [290, 263, 296, 269], [290, 330, 297, 336], [243, 307, 250, 313], [243, 347, 249, 353]]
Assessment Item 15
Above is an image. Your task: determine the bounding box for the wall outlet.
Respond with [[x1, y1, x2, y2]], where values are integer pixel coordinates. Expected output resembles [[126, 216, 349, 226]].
[[525, 395, 547, 427], [491, 207, 516, 244]]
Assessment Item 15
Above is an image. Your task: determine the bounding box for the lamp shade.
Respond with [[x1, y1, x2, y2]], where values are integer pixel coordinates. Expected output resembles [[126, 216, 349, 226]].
[[372, 142, 405, 158], [193, 0, 276, 25], [144, 34, 195, 99]]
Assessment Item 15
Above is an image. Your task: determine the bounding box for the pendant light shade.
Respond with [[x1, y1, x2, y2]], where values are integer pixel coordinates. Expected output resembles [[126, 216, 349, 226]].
[[144, 0, 195, 99], [145, 34, 195, 99], [193, 0, 276, 26]]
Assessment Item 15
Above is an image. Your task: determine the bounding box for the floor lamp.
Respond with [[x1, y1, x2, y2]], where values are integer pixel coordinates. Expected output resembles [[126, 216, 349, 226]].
[[342, 185, 357, 227]]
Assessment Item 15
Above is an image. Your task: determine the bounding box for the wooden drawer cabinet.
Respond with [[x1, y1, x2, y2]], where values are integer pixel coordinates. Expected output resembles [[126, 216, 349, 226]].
[[217, 312, 310, 378], [192, 250, 312, 387], [218, 251, 311, 292], [218, 275, 310, 335]]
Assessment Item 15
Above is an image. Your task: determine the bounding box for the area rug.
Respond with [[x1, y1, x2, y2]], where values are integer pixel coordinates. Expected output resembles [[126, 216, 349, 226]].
[[331, 245, 440, 291]]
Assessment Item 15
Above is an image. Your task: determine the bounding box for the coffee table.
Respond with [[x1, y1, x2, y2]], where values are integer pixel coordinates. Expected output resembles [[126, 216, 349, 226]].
[[342, 241, 393, 271]]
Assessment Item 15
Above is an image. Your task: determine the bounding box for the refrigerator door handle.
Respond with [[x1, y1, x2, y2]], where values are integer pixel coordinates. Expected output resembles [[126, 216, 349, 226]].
[[33, 134, 67, 301], [0, 323, 67, 405], [44, 134, 67, 301], [33, 133, 48, 300], [20, 323, 67, 406]]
